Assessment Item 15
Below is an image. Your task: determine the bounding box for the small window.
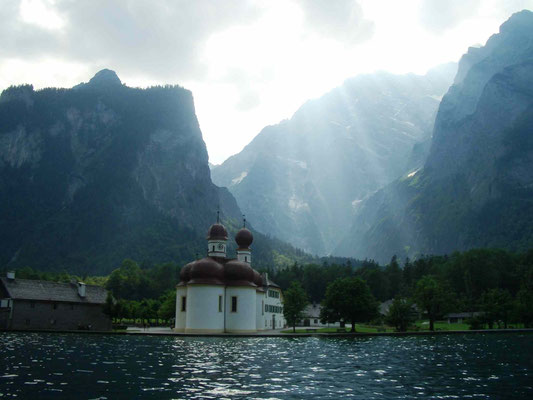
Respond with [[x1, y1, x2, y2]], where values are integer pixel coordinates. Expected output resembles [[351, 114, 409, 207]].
[[30, 301, 35, 309], [181, 296, 187, 312], [314, 319, 318, 324], [231, 296, 237, 312], [52, 303, 58, 310], [262, 301, 264, 315], [218, 295, 223, 312]]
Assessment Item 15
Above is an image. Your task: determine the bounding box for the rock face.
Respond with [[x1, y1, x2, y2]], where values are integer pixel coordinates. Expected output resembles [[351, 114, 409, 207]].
[[336, 10, 533, 263], [212, 65, 456, 255], [0, 71, 303, 274]]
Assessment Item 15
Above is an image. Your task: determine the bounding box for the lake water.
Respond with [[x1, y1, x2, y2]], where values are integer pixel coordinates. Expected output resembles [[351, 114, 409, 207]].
[[0, 332, 531, 399]]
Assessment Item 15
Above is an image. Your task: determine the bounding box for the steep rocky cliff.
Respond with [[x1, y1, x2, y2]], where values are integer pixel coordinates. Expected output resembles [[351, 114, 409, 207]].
[[0, 70, 306, 274], [212, 65, 456, 255], [336, 11, 533, 263]]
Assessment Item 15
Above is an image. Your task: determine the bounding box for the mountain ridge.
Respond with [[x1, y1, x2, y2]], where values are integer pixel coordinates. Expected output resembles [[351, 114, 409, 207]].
[[335, 10, 533, 263], [0, 71, 311, 274]]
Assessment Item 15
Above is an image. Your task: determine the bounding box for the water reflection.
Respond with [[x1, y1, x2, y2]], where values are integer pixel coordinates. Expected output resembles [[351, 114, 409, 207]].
[[0, 333, 531, 399]]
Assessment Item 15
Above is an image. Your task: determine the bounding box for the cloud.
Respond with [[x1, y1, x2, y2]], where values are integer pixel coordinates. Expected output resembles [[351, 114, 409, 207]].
[[419, 0, 481, 33], [1, 0, 262, 81], [296, 0, 375, 44], [236, 90, 261, 111]]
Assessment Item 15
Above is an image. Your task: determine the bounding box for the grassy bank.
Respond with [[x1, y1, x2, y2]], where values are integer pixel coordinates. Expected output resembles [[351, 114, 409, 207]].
[[281, 320, 526, 334]]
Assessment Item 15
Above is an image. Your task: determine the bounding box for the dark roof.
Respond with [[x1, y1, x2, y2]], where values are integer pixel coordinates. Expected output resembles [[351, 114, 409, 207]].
[[264, 276, 280, 289], [235, 227, 253, 249], [0, 278, 107, 304], [207, 223, 228, 240]]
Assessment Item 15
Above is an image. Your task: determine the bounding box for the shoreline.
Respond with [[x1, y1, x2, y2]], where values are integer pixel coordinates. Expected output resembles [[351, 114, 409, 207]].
[[2, 327, 532, 338]]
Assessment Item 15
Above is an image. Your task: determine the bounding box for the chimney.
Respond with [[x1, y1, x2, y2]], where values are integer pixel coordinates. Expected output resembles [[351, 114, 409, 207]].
[[77, 282, 86, 298], [7, 271, 15, 280]]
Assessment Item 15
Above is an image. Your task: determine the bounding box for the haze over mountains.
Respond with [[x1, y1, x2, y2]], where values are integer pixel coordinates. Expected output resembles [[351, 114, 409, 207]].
[[336, 10, 533, 262], [212, 64, 457, 255]]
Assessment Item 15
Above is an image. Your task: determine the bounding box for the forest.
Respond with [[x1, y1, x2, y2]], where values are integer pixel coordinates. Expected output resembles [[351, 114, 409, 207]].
[[3, 247, 532, 329]]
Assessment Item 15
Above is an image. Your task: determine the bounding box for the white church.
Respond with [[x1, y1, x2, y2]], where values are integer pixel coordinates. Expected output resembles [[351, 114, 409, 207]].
[[174, 218, 285, 333]]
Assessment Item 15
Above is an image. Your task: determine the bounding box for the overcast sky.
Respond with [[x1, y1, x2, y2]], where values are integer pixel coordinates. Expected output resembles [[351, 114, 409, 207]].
[[1, 0, 532, 164]]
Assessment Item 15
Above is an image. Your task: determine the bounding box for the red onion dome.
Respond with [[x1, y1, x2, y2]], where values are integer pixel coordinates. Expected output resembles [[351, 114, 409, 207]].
[[207, 223, 228, 240], [235, 227, 253, 249], [252, 269, 263, 287], [224, 260, 256, 287], [179, 261, 194, 284], [189, 258, 224, 285]]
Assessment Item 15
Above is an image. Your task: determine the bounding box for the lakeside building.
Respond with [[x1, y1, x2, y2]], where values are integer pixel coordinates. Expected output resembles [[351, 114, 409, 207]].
[[0, 272, 111, 331], [175, 219, 285, 333], [300, 303, 341, 328], [445, 312, 483, 324]]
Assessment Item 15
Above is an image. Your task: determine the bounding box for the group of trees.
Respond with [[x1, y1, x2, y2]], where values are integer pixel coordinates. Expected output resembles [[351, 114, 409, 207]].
[[102, 259, 180, 325], [103, 290, 176, 326], [280, 248, 533, 332]]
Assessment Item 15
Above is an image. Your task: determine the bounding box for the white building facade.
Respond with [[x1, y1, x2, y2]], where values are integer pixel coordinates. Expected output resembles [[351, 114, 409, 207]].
[[175, 221, 285, 333]]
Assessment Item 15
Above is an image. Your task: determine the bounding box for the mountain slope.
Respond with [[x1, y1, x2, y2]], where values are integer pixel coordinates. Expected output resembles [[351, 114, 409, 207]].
[[0, 70, 308, 274], [212, 65, 456, 255], [336, 10, 533, 263]]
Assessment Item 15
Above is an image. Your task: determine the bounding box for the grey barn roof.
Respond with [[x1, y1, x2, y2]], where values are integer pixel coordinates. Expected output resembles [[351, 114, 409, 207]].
[[0, 278, 107, 304]]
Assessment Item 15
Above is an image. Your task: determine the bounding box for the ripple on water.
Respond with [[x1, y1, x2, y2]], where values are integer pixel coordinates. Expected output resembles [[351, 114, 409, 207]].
[[0, 333, 532, 399]]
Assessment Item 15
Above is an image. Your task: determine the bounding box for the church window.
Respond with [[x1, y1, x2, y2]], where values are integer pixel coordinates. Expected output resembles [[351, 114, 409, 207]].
[[231, 296, 238, 312], [181, 296, 187, 312], [218, 295, 223, 312], [262, 301, 264, 315]]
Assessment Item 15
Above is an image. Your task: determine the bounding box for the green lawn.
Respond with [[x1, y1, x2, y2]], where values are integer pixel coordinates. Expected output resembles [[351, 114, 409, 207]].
[[414, 320, 471, 331], [281, 324, 394, 334], [282, 321, 477, 334]]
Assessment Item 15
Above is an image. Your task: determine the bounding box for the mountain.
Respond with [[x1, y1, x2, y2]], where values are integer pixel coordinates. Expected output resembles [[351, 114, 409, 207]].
[[0, 70, 308, 274], [212, 64, 456, 255], [336, 10, 533, 263]]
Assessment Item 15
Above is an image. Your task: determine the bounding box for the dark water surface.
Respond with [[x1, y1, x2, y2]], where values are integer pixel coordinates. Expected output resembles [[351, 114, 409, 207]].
[[0, 332, 531, 399]]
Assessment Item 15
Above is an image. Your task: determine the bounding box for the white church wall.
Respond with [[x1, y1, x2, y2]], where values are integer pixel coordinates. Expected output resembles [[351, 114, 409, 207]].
[[256, 291, 265, 331], [174, 286, 187, 332], [185, 285, 225, 333], [225, 287, 256, 332]]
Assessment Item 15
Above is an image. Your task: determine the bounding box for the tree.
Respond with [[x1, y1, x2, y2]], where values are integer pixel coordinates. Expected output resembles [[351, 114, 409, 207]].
[[322, 277, 377, 332], [158, 290, 177, 324], [283, 281, 308, 332], [414, 276, 452, 331], [481, 288, 513, 329], [103, 292, 117, 322], [385, 297, 415, 332], [384, 255, 403, 299], [516, 288, 533, 328]]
